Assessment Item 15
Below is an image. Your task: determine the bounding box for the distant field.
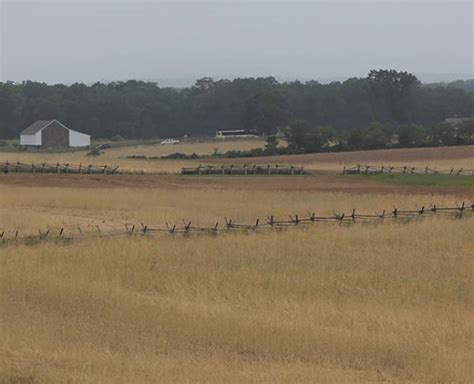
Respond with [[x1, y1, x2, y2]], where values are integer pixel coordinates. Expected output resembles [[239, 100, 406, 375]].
[[360, 173, 474, 187], [0, 142, 472, 174], [0, 139, 266, 173], [207, 145, 474, 171]]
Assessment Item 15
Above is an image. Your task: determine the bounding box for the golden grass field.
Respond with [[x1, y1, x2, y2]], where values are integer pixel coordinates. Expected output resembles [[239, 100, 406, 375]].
[[1, 141, 472, 174], [0, 139, 267, 174], [1, 142, 473, 383]]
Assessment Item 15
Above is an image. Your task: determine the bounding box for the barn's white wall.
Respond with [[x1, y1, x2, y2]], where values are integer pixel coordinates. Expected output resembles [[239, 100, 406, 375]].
[[20, 132, 41, 146], [69, 129, 90, 147]]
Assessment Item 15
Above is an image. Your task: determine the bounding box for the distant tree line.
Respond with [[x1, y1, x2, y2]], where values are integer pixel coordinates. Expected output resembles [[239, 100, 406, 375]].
[[0, 70, 473, 152], [425, 79, 474, 94], [283, 119, 474, 154]]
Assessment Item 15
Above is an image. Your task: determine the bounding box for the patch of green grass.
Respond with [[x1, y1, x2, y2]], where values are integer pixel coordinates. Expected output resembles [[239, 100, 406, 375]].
[[362, 173, 474, 187]]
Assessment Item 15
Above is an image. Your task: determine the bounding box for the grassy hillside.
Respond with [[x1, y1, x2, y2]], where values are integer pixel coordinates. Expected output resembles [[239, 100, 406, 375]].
[[1, 218, 473, 383]]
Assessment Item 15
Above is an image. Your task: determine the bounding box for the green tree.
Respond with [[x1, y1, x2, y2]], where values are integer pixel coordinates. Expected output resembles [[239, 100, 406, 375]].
[[368, 69, 420, 122], [244, 91, 289, 135], [264, 135, 279, 154], [362, 122, 392, 149], [431, 123, 457, 146], [397, 124, 427, 147], [457, 120, 474, 140], [285, 120, 311, 150]]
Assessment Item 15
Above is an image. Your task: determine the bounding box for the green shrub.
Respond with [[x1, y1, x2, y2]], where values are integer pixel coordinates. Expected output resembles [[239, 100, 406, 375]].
[[86, 147, 102, 156]]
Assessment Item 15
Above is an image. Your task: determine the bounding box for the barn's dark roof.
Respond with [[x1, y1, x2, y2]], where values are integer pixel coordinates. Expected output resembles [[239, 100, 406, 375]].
[[20, 120, 69, 135]]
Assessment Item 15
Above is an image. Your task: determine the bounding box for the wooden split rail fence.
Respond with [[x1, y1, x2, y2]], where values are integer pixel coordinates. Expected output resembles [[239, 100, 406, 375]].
[[1, 161, 121, 174], [1, 202, 472, 244], [343, 164, 474, 176], [182, 164, 306, 175]]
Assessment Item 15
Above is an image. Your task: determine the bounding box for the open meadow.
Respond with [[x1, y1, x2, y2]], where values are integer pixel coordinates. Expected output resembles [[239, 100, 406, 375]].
[[1, 141, 473, 174], [1, 143, 474, 383]]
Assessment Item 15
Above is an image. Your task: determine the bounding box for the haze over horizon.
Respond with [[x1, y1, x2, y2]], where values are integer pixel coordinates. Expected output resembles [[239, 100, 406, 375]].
[[1, 1, 473, 85]]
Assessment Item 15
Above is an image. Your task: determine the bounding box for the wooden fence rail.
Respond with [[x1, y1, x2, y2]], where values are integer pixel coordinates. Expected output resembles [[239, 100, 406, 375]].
[[1, 202, 472, 244], [0, 161, 121, 174], [182, 164, 306, 175], [343, 164, 474, 176]]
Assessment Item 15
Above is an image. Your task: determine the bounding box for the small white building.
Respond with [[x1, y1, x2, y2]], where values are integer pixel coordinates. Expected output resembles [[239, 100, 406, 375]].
[[20, 120, 90, 149]]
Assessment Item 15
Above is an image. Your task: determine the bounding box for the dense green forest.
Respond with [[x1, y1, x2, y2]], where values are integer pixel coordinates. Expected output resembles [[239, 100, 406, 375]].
[[0, 70, 473, 152]]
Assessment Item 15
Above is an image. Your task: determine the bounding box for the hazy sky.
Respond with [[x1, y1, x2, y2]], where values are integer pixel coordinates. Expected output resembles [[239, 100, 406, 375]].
[[1, 0, 473, 84]]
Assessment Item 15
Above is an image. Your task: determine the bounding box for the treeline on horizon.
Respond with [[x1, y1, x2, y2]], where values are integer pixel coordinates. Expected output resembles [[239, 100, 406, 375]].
[[0, 70, 473, 152]]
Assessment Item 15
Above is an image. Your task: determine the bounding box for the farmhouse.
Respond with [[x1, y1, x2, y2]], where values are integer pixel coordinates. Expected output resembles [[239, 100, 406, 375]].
[[20, 120, 90, 149]]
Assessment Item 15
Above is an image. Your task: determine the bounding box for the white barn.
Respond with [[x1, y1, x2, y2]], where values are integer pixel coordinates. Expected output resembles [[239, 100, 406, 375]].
[[20, 120, 90, 149]]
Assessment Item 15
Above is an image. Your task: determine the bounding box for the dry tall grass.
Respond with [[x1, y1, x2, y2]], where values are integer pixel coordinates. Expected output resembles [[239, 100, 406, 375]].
[[1, 218, 473, 383], [1, 153, 473, 382], [1, 183, 469, 235]]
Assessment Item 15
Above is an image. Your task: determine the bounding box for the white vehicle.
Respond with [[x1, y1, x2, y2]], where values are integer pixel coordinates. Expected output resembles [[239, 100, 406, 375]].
[[160, 138, 180, 145]]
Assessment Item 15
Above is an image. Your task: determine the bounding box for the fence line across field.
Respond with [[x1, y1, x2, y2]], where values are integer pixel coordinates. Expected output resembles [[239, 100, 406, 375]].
[[182, 164, 306, 175], [1, 202, 472, 244], [0, 160, 123, 174], [343, 164, 474, 176]]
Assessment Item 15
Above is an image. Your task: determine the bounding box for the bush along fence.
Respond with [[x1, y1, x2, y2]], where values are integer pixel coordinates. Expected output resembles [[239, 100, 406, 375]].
[[1, 202, 472, 244], [1, 161, 121, 174], [182, 164, 306, 175], [343, 164, 474, 176]]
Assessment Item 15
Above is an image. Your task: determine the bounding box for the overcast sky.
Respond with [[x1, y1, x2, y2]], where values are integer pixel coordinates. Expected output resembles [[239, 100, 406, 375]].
[[1, 0, 473, 84]]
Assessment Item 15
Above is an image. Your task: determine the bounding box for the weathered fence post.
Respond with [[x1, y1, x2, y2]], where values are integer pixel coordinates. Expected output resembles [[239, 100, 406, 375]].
[[268, 215, 274, 227]]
